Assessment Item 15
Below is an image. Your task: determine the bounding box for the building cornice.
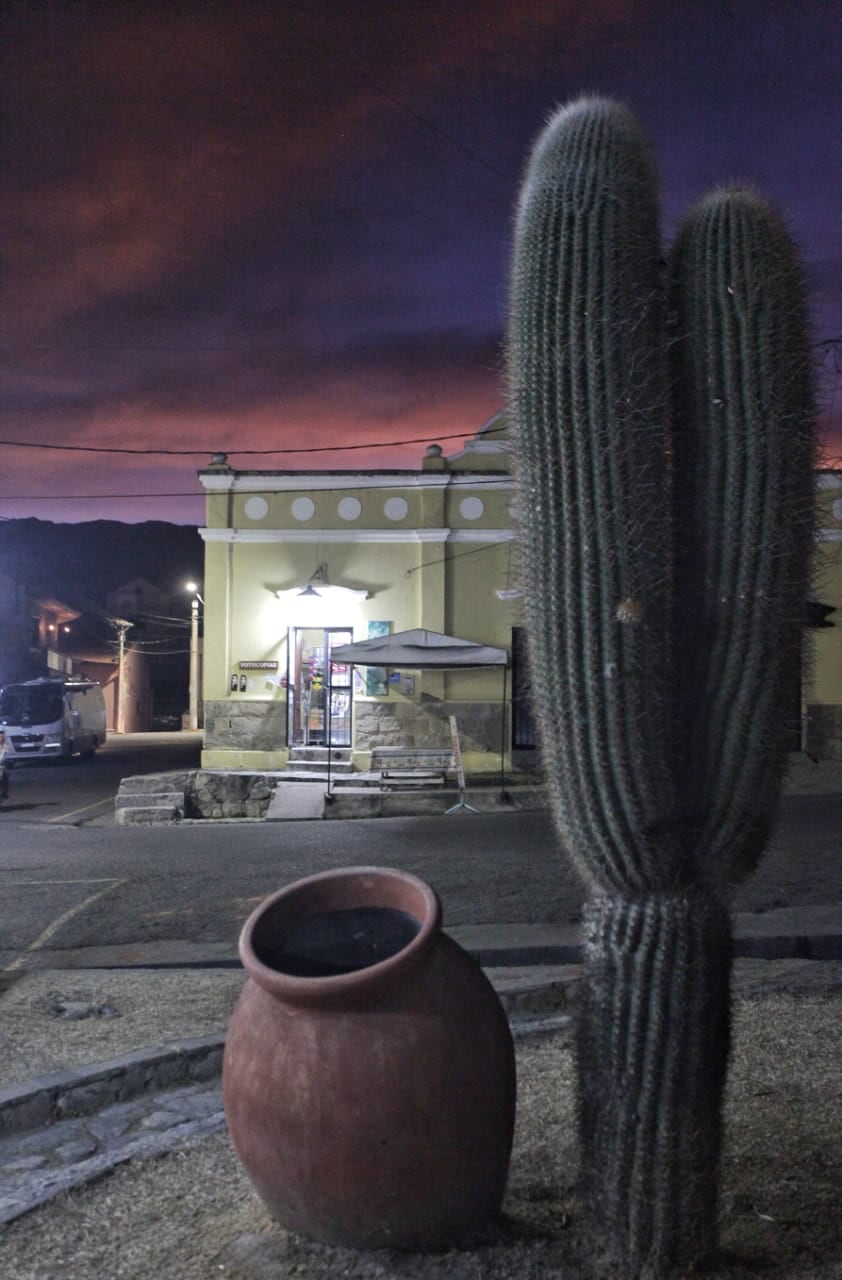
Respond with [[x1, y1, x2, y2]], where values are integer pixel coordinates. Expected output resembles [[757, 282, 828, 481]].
[[199, 527, 516, 545], [199, 471, 514, 494], [199, 472, 453, 493]]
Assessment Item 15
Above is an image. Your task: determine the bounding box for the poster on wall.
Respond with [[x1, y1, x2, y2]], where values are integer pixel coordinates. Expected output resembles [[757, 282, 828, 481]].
[[365, 620, 391, 696]]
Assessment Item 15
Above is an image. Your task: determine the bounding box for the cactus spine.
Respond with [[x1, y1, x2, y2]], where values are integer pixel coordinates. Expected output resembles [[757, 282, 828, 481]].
[[508, 98, 814, 1276]]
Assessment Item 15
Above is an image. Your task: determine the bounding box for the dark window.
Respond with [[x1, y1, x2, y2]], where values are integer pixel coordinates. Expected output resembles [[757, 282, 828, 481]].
[[0, 684, 64, 726], [511, 627, 538, 750]]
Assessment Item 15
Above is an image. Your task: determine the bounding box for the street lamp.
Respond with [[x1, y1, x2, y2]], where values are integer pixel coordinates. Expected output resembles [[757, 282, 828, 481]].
[[185, 582, 204, 732]]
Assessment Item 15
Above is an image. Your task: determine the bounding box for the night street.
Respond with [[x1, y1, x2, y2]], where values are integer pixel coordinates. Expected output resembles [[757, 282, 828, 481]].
[[0, 732, 202, 828], [1, 792, 839, 976]]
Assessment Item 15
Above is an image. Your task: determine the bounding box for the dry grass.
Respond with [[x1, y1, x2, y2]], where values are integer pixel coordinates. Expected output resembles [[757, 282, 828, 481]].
[[2, 991, 840, 1279], [0, 970, 245, 1088]]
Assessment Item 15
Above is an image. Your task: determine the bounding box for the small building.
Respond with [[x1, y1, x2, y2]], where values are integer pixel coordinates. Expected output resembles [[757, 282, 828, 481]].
[[196, 422, 842, 770], [197, 417, 533, 773]]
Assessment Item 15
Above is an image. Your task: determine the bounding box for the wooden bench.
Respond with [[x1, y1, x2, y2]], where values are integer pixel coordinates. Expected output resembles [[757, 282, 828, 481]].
[[370, 746, 456, 791]]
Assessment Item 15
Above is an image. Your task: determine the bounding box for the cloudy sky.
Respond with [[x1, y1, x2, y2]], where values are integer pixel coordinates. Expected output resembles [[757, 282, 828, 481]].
[[1, 0, 839, 524]]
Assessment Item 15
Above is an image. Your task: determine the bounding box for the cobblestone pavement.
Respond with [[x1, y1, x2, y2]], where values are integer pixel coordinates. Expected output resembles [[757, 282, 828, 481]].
[[0, 1078, 226, 1226]]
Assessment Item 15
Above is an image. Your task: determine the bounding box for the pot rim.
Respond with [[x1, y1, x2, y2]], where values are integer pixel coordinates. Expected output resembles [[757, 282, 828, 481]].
[[238, 866, 442, 1001]]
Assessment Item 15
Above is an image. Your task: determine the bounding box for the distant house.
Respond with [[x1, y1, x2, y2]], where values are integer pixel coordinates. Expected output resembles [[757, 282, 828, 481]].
[[0, 578, 81, 685], [0, 569, 154, 732], [105, 577, 170, 620], [70, 643, 152, 734], [105, 577, 194, 728]]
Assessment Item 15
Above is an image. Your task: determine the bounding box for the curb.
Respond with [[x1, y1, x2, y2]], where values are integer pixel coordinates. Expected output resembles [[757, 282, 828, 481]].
[[471, 932, 842, 968], [3, 930, 841, 1142], [0, 974, 578, 1142], [0, 1035, 223, 1141]]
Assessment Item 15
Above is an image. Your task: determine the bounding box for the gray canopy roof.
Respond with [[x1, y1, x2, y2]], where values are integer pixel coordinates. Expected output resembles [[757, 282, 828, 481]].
[[330, 628, 508, 669]]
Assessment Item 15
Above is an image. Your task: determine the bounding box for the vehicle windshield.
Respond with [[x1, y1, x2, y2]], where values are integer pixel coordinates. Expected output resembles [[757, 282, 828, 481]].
[[0, 685, 65, 727]]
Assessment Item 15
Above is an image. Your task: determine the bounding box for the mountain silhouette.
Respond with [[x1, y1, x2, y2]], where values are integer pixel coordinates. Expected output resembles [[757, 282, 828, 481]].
[[0, 519, 204, 609]]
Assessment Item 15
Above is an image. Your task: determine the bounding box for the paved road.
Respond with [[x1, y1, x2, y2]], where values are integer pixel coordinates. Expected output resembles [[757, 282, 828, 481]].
[[1, 794, 839, 975], [0, 732, 202, 827]]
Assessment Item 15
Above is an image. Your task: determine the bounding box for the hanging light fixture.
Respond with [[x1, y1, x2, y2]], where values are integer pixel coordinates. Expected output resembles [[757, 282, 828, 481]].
[[297, 563, 328, 597]]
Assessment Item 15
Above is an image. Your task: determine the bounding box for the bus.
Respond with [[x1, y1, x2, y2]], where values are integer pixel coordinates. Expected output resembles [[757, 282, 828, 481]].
[[0, 677, 107, 763]]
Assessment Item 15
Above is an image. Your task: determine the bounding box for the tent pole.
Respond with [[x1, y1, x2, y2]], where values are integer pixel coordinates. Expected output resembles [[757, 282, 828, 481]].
[[500, 664, 508, 802], [325, 654, 333, 801]]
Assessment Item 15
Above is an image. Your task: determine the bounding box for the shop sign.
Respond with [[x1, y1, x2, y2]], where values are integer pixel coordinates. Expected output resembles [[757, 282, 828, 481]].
[[239, 661, 279, 670]]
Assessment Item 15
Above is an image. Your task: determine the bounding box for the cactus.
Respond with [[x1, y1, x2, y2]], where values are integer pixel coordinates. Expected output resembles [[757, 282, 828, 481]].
[[507, 98, 814, 1276]]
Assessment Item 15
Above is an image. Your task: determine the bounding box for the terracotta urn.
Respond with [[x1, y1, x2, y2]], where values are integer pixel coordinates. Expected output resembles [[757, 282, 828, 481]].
[[223, 866, 516, 1250]]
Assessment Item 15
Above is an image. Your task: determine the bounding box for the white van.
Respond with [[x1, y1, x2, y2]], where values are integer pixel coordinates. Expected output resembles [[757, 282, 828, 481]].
[[0, 678, 107, 763]]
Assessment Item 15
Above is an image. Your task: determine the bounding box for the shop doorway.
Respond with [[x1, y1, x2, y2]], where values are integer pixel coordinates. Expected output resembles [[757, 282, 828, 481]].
[[288, 627, 353, 747]]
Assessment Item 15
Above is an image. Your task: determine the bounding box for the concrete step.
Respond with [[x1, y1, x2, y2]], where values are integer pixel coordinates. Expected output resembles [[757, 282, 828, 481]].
[[285, 759, 355, 774], [115, 803, 182, 826], [289, 747, 350, 757], [116, 791, 185, 808]]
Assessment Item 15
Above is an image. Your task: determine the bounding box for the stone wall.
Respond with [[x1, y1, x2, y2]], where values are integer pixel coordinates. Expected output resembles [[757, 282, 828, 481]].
[[353, 698, 504, 753], [115, 770, 276, 821], [190, 772, 273, 819], [203, 700, 286, 752]]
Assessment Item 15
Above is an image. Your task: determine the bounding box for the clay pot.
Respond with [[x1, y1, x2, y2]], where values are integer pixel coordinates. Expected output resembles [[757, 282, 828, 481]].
[[223, 866, 516, 1251]]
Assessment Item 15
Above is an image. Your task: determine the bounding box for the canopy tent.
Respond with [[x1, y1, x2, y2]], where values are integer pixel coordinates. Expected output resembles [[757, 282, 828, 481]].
[[328, 629, 510, 803], [330, 628, 508, 670]]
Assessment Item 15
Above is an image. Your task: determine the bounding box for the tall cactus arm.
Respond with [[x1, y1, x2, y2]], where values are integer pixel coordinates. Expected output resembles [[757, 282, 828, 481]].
[[668, 188, 815, 887], [508, 97, 677, 895]]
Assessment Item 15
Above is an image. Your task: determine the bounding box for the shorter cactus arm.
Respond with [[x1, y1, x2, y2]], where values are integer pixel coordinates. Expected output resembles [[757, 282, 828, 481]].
[[668, 189, 815, 885]]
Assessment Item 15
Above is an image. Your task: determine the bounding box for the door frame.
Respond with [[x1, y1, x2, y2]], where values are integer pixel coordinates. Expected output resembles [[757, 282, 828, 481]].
[[287, 625, 353, 748]]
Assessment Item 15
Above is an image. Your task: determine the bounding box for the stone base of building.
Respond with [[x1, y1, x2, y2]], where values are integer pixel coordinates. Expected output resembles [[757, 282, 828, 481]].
[[804, 704, 842, 760], [200, 695, 509, 769]]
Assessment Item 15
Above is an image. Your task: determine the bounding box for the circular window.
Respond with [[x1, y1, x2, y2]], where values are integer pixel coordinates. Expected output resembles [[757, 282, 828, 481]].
[[338, 496, 362, 521], [244, 496, 269, 521], [459, 496, 485, 521], [384, 497, 409, 521], [291, 497, 315, 522]]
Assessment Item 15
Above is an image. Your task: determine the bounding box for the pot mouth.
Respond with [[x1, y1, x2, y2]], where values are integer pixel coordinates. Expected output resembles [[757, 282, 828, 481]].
[[239, 867, 441, 1000]]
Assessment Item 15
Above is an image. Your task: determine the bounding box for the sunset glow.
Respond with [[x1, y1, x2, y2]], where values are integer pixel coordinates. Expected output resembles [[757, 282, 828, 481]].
[[1, 2, 839, 524]]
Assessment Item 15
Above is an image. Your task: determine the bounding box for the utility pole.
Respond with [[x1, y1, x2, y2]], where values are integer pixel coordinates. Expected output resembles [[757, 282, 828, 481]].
[[113, 618, 132, 734]]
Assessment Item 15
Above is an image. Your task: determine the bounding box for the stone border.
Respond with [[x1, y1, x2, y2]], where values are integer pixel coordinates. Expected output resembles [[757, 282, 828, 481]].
[[0, 1035, 223, 1140], [5, 931, 841, 1142]]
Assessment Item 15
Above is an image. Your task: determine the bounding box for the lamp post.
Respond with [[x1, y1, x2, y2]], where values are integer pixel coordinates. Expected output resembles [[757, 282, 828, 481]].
[[185, 582, 204, 732]]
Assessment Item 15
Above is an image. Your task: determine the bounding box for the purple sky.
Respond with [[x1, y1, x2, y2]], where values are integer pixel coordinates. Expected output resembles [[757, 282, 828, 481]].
[[1, 1, 839, 524]]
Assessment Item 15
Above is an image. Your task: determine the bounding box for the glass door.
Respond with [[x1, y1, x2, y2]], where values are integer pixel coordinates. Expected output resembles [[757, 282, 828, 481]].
[[288, 627, 352, 747]]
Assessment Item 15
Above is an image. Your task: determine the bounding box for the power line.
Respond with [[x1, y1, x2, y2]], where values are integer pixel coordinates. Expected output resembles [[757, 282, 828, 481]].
[[0, 428, 499, 457]]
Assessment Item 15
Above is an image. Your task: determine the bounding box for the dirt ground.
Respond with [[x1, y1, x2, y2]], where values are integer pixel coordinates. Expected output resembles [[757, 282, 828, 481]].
[[1, 986, 840, 1280]]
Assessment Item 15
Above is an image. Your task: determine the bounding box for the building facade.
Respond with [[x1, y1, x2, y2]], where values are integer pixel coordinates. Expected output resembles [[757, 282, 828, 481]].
[[197, 420, 842, 770], [806, 471, 842, 756], [197, 417, 530, 772]]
